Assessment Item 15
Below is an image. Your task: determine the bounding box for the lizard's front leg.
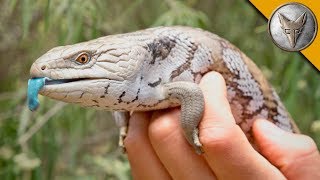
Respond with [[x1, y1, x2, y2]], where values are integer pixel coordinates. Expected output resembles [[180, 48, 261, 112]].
[[163, 81, 205, 154], [112, 111, 130, 152]]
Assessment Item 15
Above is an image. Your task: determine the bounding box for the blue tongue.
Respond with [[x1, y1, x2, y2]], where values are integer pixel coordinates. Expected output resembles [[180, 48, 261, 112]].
[[27, 77, 46, 111]]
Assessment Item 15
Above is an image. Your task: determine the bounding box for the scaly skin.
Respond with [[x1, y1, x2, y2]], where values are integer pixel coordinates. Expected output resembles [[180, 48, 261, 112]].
[[29, 26, 299, 153]]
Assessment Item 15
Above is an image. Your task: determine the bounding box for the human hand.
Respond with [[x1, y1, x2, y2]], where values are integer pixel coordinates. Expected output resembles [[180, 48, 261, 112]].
[[124, 72, 320, 180]]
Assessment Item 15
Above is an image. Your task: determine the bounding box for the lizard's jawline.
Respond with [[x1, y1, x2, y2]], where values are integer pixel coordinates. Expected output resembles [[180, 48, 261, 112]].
[[45, 78, 94, 85]]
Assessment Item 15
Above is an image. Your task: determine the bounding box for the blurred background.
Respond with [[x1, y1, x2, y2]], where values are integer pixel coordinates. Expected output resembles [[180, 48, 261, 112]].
[[0, 0, 319, 179]]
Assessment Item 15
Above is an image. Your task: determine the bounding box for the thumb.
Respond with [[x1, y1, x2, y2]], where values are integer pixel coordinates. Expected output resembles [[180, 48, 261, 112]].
[[253, 119, 320, 179]]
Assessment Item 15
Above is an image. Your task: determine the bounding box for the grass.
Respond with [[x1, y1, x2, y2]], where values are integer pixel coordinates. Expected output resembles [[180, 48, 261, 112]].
[[0, 0, 319, 179]]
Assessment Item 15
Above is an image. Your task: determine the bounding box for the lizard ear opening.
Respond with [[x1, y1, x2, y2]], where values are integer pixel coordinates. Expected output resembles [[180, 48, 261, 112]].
[[76, 52, 90, 64]]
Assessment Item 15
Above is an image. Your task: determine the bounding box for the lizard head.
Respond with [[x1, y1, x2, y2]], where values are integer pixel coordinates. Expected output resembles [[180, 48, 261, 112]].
[[29, 35, 150, 109]]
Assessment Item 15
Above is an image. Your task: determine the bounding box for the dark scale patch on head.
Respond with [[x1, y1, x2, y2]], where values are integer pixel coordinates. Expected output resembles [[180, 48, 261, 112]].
[[100, 95, 105, 98], [92, 100, 98, 103], [148, 37, 176, 64], [80, 92, 85, 98], [118, 91, 126, 103], [148, 78, 162, 87], [104, 84, 110, 94]]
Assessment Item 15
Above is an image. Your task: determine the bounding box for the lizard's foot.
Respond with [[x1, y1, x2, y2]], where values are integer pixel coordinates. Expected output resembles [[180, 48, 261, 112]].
[[112, 111, 130, 154], [163, 81, 205, 155], [192, 128, 203, 154], [185, 128, 203, 154], [118, 126, 128, 153]]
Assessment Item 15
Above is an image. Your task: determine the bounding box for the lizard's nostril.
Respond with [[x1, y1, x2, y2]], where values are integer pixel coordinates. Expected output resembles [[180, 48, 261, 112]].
[[41, 65, 47, 70]]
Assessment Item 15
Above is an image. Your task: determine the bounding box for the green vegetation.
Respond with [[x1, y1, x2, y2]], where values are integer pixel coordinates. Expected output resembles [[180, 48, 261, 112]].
[[0, 0, 319, 179]]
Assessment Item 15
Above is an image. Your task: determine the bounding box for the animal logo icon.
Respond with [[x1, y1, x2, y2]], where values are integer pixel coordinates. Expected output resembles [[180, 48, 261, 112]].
[[278, 12, 306, 48], [268, 2, 317, 51]]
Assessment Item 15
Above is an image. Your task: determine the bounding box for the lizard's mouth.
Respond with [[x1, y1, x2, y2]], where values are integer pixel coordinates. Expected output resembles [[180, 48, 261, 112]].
[[44, 77, 117, 86], [44, 78, 89, 85], [27, 77, 102, 111]]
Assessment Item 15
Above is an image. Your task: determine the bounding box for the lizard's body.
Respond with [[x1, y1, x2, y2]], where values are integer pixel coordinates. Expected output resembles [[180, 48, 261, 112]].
[[29, 26, 299, 153]]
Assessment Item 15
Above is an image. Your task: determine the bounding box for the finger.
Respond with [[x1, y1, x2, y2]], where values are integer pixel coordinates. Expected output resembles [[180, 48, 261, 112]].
[[199, 72, 285, 179], [125, 112, 171, 180], [253, 119, 320, 179], [149, 108, 216, 180], [200, 71, 235, 125]]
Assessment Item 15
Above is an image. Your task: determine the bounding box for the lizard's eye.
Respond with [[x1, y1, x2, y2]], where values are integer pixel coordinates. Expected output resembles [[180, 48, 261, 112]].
[[76, 53, 90, 64]]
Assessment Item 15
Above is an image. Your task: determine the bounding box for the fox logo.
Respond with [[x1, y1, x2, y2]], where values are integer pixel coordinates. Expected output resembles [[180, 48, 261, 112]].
[[278, 12, 307, 48]]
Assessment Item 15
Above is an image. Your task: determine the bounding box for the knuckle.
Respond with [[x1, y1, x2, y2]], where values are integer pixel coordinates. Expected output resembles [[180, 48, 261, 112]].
[[148, 115, 178, 143], [148, 109, 181, 144], [124, 128, 147, 152], [123, 133, 139, 152], [200, 122, 244, 151]]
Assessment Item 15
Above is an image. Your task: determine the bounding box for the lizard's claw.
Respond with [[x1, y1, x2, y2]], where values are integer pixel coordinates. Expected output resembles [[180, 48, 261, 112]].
[[118, 126, 128, 153], [193, 128, 203, 154]]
